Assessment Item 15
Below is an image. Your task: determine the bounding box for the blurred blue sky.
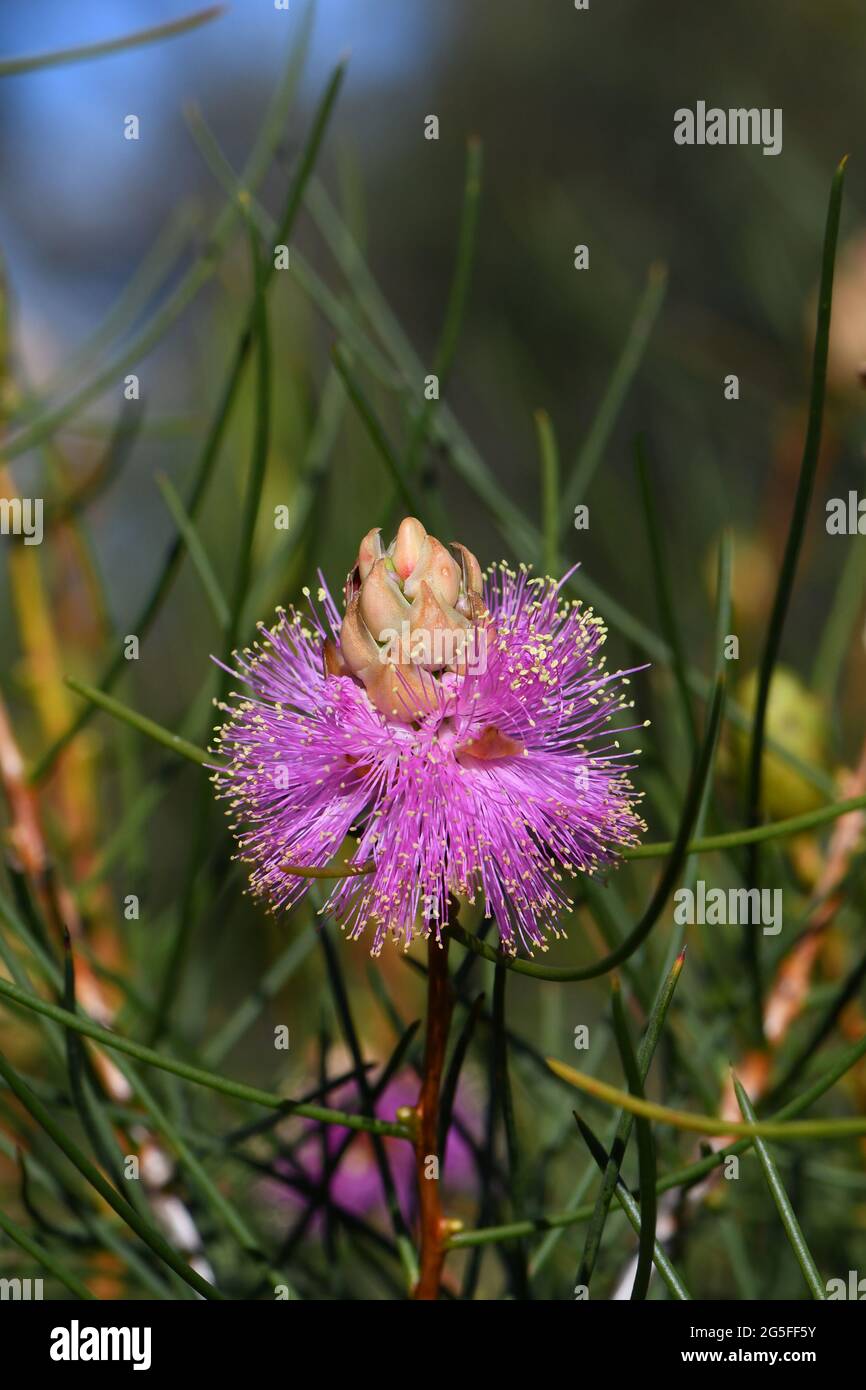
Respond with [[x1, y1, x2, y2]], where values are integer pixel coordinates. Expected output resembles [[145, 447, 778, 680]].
[[0, 1, 439, 378]]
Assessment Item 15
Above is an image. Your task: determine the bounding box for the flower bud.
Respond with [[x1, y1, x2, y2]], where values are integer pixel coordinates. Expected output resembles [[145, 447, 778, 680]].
[[403, 534, 461, 607], [359, 558, 411, 641], [392, 516, 426, 580], [357, 526, 385, 582], [361, 656, 439, 721], [334, 518, 486, 721], [339, 596, 380, 673]]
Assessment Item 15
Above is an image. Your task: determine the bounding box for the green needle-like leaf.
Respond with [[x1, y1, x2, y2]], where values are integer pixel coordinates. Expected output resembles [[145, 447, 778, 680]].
[[635, 432, 698, 752], [733, 1075, 826, 1299], [110, 1051, 300, 1298], [220, 218, 272, 690], [744, 157, 847, 867], [560, 261, 667, 528], [0, 975, 412, 1140], [0, 1050, 222, 1300], [203, 928, 318, 1067], [64, 678, 214, 766], [610, 979, 657, 1300], [405, 136, 483, 475], [535, 408, 560, 578], [155, 472, 229, 629], [624, 791, 866, 860], [770, 941, 866, 1101], [27, 42, 341, 781], [577, 949, 685, 1289], [574, 1114, 689, 1300], [812, 534, 866, 698], [546, 1059, 866, 1140], [6, 22, 316, 467], [331, 344, 428, 519], [63, 944, 132, 1201], [0, 6, 224, 77], [448, 1024, 866, 1249], [0, 1205, 96, 1300], [493, 964, 528, 1296], [438, 992, 484, 1160], [318, 926, 418, 1288]]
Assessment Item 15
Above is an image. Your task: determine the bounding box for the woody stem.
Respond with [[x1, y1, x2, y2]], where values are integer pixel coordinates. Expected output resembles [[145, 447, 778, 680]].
[[412, 929, 453, 1299]]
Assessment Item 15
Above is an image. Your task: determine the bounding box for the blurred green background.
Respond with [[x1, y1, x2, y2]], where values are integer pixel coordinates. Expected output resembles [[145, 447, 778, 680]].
[[2, 0, 866, 1299]]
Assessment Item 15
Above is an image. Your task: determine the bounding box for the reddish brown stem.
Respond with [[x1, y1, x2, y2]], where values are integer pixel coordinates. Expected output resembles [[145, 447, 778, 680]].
[[412, 931, 453, 1300]]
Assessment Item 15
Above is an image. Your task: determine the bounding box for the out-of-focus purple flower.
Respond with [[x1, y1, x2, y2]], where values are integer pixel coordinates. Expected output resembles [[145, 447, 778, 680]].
[[211, 519, 645, 955], [261, 1071, 477, 1225]]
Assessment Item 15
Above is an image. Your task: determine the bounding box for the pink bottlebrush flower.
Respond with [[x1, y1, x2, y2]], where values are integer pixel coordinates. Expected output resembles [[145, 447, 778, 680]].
[[211, 518, 645, 955]]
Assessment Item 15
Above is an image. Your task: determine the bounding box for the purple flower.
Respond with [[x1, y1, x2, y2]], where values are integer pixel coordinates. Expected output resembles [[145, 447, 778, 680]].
[[261, 1069, 479, 1226], [211, 519, 645, 955]]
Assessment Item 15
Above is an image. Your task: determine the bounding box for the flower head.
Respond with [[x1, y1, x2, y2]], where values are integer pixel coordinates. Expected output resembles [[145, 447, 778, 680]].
[[211, 518, 645, 955]]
